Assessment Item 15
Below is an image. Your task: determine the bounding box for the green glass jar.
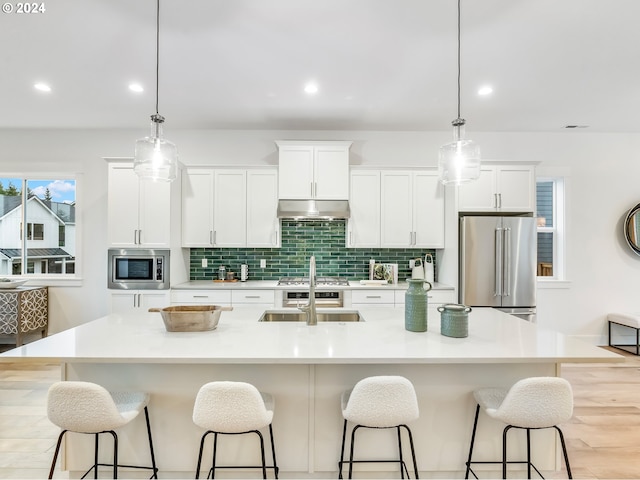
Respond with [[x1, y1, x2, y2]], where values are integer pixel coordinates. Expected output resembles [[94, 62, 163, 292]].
[[405, 279, 432, 332]]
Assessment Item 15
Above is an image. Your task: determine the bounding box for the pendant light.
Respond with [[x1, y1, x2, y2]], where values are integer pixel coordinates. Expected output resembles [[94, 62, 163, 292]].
[[438, 0, 480, 186], [134, 0, 177, 182]]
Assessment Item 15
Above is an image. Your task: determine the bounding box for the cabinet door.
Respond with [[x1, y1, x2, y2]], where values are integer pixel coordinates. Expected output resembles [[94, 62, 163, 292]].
[[347, 170, 380, 248], [314, 146, 349, 199], [380, 171, 413, 247], [213, 170, 246, 247], [278, 146, 314, 199], [139, 291, 170, 310], [138, 175, 171, 248], [457, 166, 497, 211], [247, 169, 280, 247], [182, 169, 214, 247], [496, 165, 535, 212], [107, 164, 141, 247], [413, 171, 445, 248], [109, 291, 138, 314]]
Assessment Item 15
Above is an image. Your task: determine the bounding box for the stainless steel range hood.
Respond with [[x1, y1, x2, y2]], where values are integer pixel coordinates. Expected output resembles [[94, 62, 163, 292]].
[[277, 199, 350, 219]]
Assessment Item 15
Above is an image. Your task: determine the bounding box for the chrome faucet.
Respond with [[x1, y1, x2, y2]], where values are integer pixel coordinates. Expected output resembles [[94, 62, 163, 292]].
[[299, 255, 318, 326]]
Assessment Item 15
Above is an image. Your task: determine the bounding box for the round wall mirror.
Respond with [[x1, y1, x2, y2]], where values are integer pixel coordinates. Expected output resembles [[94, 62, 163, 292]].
[[624, 203, 640, 255]]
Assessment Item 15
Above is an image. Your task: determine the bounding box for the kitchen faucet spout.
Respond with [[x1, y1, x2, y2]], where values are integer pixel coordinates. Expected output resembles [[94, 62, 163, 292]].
[[298, 255, 318, 326]]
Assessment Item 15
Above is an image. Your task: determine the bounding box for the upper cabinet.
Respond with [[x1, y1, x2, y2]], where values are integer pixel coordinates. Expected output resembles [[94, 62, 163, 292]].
[[348, 169, 444, 249], [276, 141, 352, 200], [380, 170, 445, 248], [182, 167, 279, 248], [107, 161, 171, 248], [457, 164, 535, 212]]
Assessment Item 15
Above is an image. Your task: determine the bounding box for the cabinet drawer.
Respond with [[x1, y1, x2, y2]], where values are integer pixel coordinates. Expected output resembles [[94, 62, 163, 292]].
[[351, 290, 395, 304], [231, 290, 275, 305], [395, 289, 456, 305], [171, 290, 232, 305]]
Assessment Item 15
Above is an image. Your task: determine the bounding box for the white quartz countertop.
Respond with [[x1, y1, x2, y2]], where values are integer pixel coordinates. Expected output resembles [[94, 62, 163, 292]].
[[0, 306, 622, 365], [172, 280, 454, 290]]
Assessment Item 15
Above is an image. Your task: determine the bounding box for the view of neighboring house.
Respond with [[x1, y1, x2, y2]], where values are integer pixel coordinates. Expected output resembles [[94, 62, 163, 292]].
[[0, 194, 75, 275]]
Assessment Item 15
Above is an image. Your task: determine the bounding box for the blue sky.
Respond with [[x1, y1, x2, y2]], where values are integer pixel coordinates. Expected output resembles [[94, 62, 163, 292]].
[[0, 178, 76, 204]]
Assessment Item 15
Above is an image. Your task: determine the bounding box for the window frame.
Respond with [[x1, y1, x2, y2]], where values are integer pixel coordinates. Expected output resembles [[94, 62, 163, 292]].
[[0, 173, 82, 286], [536, 176, 566, 283]]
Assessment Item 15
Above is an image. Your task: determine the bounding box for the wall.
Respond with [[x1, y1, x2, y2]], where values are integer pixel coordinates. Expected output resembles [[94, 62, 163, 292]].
[[1, 128, 639, 344]]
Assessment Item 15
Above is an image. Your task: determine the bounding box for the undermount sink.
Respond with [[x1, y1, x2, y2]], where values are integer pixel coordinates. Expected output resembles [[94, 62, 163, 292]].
[[259, 310, 364, 323]]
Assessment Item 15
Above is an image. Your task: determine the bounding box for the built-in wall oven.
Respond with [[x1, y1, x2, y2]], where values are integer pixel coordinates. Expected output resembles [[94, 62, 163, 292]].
[[108, 249, 170, 290], [278, 277, 347, 308]]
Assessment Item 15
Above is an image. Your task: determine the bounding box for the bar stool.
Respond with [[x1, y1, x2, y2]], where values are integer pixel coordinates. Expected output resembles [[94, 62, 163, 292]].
[[338, 375, 420, 479], [47, 380, 158, 479], [465, 377, 573, 479], [192, 381, 278, 479]]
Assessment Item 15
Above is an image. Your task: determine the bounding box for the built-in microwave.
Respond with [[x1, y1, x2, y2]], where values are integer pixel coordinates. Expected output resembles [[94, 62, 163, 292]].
[[107, 249, 170, 290]]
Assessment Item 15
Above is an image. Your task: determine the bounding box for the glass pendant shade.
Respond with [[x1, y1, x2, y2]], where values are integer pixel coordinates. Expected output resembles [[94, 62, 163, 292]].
[[438, 121, 481, 186], [134, 115, 177, 182]]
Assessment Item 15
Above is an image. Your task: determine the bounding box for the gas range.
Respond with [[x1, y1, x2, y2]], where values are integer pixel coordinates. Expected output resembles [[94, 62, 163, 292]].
[[277, 276, 349, 286]]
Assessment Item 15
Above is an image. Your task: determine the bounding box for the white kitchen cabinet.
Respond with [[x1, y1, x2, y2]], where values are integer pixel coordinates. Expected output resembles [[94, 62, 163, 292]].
[[247, 169, 280, 247], [213, 170, 247, 247], [380, 170, 444, 248], [351, 289, 395, 307], [276, 141, 352, 200], [107, 162, 171, 248], [171, 289, 232, 306], [109, 290, 170, 314], [394, 289, 456, 307], [231, 289, 275, 307], [182, 168, 279, 248], [458, 164, 535, 212], [181, 169, 214, 247], [347, 170, 380, 248]]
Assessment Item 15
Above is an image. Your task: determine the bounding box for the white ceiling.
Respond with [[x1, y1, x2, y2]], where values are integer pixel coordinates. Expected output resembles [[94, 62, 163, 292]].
[[3, 0, 639, 132]]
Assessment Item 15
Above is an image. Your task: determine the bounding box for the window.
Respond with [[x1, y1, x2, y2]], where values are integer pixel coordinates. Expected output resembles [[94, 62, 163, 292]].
[[536, 177, 564, 279], [0, 177, 77, 277]]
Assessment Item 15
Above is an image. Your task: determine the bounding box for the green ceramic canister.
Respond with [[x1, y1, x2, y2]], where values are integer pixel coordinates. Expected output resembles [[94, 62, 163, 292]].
[[405, 279, 432, 332], [437, 304, 472, 338]]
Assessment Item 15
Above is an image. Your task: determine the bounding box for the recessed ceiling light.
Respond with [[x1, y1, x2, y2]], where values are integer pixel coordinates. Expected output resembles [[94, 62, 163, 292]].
[[34, 83, 51, 92], [478, 86, 493, 96], [304, 83, 319, 95], [564, 125, 589, 129], [129, 83, 144, 93]]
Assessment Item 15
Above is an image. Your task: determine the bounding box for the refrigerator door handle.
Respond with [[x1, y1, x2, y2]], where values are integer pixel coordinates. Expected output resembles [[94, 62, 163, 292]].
[[495, 227, 503, 297], [503, 227, 511, 297]]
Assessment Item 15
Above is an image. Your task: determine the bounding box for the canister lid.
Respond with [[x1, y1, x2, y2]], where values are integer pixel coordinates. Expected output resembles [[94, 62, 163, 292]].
[[439, 303, 468, 311]]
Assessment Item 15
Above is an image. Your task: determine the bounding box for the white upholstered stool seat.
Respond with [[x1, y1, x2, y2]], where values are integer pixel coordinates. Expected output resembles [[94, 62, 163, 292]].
[[192, 381, 278, 479], [339, 375, 420, 479], [465, 377, 573, 479], [47, 381, 158, 479]]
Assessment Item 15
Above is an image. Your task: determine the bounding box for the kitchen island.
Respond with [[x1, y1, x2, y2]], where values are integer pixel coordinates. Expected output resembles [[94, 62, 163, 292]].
[[0, 306, 621, 478]]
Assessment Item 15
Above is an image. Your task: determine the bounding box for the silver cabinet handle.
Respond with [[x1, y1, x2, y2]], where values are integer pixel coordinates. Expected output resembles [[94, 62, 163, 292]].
[[314, 182, 318, 198], [493, 193, 498, 209], [213, 231, 217, 245], [498, 193, 503, 209], [193, 295, 209, 298], [310, 182, 313, 197], [209, 231, 213, 245], [245, 295, 260, 299], [366, 295, 382, 299]]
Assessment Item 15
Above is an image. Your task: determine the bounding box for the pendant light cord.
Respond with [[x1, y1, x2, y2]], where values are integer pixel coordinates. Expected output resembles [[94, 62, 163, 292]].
[[457, 0, 461, 121], [155, 0, 160, 116]]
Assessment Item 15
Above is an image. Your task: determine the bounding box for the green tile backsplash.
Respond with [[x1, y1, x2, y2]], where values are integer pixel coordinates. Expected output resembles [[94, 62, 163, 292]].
[[190, 220, 436, 281]]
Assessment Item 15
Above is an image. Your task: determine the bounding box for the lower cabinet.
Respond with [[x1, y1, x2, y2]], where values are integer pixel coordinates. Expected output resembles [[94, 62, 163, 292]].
[[394, 289, 456, 307], [170, 290, 232, 306], [109, 290, 170, 314], [231, 290, 275, 308], [350, 290, 395, 308]]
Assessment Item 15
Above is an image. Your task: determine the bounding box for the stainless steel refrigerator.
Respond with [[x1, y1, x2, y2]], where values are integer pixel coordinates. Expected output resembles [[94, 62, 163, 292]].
[[459, 215, 537, 321]]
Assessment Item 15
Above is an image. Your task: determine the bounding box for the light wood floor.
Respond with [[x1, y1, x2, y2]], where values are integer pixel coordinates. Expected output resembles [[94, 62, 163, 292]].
[[0, 348, 639, 479]]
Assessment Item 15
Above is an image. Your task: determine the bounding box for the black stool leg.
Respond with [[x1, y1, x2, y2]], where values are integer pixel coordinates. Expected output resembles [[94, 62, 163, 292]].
[[143, 407, 158, 479], [554, 426, 572, 479], [465, 404, 480, 479], [396, 426, 405, 479], [338, 419, 348, 479], [268, 424, 279, 479], [402, 425, 419, 479], [526, 428, 532, 479], [48, 430, 67, 479], [94, 433, 99, 479], [110, 431, 118, 479], [195, 431, 213, 479], [348, 425, 361, 479], [211, 432, 218, 479], [502, 425, 514, 479]]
